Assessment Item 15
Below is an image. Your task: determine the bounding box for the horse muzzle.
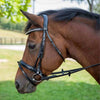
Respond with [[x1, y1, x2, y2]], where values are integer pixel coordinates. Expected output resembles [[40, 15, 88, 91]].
[[15, 79, 37, 94]]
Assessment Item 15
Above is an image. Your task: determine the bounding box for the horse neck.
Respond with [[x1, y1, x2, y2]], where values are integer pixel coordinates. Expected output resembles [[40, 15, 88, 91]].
[[64, 22, 100, 66], [51, 19, 100, 84]]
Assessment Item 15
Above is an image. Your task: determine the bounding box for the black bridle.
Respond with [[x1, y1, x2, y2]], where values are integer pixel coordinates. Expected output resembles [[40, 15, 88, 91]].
[[18, 14, 100, 86]]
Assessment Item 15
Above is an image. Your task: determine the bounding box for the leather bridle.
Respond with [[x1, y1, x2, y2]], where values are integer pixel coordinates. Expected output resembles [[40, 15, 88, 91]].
[[18, 14, 100, 86]]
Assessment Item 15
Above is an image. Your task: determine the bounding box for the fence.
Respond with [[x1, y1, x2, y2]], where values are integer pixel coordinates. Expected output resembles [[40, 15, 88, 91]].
[[0, 37, 26, 45]]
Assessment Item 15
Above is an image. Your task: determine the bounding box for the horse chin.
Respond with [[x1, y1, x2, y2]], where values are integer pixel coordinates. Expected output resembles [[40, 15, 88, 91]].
[[17, 83, 37, 94]]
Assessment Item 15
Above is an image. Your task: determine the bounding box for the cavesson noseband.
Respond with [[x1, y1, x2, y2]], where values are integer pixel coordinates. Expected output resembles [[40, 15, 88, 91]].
[[18, 14, 100, 86]]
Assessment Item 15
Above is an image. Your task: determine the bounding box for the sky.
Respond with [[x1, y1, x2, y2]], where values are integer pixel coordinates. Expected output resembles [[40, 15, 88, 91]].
[[28, 0, 88, 14]]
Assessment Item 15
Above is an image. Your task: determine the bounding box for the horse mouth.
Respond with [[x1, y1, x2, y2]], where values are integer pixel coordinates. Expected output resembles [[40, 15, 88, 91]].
[[17, 86, 36, 94], [15, 81, 37, 94]]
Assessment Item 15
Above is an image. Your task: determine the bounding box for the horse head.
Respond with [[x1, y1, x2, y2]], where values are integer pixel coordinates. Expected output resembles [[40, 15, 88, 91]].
[[15, 10, 66, 93]]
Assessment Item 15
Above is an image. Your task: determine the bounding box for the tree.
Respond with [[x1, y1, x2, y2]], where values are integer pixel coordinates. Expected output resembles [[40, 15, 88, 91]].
[[87, 0, 94, 12], [94, 0, 100, 14], [63, 0, 94, 12], [0, 0, 31, 22]]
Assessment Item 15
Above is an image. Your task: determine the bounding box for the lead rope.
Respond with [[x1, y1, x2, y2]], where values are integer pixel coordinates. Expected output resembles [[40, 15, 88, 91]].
[[42, 63, 100, 80]]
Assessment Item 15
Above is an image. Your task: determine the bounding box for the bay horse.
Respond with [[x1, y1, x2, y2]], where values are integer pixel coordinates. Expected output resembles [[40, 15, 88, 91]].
[[15, 8, 100, 94]]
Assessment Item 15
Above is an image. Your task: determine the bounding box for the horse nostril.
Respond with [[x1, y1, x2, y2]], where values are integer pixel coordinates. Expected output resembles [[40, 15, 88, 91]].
[[15, 81, 20, 89]]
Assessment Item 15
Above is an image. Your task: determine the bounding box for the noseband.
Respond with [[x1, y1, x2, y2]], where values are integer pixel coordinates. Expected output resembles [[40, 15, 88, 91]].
[[18, 14, 100, 86]]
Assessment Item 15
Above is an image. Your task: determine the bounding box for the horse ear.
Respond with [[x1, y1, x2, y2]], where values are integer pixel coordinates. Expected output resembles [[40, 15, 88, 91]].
[[20, 9, 43, 26]]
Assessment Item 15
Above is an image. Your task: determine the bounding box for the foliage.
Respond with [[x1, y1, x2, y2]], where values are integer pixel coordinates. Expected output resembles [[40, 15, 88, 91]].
[[94, 0, 100, 14], [0, 0, 31, 22], [0, 18, 26, 32], [63, 0, 99, 13], [0, 49, 100, 100]]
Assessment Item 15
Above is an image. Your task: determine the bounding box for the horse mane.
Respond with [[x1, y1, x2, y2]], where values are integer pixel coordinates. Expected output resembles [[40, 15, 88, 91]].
[[52, 8, 100, 21], [25, 8, 100, 32]]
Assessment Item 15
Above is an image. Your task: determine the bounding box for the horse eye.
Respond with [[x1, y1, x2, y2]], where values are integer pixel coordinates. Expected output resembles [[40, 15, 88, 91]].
[[28, 43, 36, 49]]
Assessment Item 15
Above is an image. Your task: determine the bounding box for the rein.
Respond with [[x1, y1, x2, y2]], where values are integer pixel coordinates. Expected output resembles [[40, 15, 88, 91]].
[[18, 14, 100, 86]]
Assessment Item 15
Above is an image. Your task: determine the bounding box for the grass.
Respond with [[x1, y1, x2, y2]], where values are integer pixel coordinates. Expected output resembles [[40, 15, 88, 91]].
[[0, 29, 27, 39], [0, 49, 100, 100]]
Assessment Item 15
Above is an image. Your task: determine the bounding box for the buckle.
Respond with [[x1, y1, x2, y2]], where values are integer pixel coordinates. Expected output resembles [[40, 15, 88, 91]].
[[32, 73, 42, 83]]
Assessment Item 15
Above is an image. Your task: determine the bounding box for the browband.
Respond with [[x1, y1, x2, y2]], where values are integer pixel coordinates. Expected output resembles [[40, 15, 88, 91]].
[[25, 28, 43, 35]]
